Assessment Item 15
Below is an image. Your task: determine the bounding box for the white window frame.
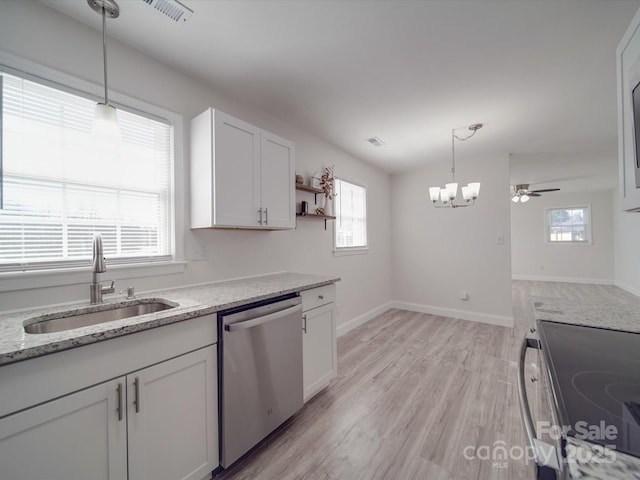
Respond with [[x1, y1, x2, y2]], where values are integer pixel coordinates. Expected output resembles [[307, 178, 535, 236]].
[[333, 177, 369, 256], [0, 51, 185, 293], [545, 205, 592, 245]]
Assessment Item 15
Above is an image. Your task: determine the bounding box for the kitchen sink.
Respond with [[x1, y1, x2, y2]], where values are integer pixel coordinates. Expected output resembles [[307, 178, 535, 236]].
[[23, 299, 177, 334]]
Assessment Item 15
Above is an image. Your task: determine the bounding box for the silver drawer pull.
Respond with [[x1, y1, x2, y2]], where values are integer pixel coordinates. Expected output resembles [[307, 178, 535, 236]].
[[318, 294, 324, 300], [134, 377, 140, 413], [116, 382, 123, 421]]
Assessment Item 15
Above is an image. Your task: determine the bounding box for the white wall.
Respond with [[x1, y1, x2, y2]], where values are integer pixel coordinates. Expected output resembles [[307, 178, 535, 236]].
[[511, 190, 615, 284], [390, 154, 513, 327], [0, 0, 392, 329], [614, 190, 640, 296]]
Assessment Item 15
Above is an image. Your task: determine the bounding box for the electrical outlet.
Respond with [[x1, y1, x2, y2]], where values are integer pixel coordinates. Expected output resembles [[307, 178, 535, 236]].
[[193, 244, 208, 261], [459, 290, 469, 301]]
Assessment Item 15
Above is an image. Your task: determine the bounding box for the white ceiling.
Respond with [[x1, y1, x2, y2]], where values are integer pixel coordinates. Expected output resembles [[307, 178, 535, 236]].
[[41, 0, 640, 191]]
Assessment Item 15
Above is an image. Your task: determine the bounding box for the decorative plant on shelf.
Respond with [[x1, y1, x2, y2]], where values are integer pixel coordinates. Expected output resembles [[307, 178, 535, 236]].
[[316, 165, 336, 215]]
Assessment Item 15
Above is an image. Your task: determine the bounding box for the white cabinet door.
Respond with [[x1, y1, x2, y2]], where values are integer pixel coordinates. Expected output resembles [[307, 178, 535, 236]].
[[213, 111, 262, 227], [128, 345, 218, 480], [303, 302, 337, 402], [0, 378, 127, 480], [260, 130, 295, 229]]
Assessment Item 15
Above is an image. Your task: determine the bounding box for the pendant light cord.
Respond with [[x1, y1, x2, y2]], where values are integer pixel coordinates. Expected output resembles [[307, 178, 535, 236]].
[[450, 126, 480, 182], [451, 130, 456, 182], [102, 6, 109, 106]]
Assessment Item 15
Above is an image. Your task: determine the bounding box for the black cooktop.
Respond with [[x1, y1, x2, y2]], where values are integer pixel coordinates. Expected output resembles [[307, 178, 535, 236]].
[[538, 320, 640, 458]]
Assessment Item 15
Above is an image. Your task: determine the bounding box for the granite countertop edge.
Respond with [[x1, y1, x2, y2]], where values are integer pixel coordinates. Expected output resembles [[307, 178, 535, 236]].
[[531, 296, 640, 333], [0, 272, 340, 367]]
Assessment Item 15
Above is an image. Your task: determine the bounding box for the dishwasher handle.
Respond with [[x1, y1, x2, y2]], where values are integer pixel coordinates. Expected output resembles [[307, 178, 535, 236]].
[[517, 333, 562, 476], [225, 304, 301, 332]]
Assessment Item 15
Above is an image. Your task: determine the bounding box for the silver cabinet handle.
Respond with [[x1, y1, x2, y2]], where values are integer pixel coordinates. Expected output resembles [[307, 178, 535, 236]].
[[116, 382, 123, 421], [302, 314, 307, 333], [226, 304, 302, 332], [264, 207, 269, 225], [258, 208, 263, 225], [134, 377, 140, 413], [517, 334, 561, 473]]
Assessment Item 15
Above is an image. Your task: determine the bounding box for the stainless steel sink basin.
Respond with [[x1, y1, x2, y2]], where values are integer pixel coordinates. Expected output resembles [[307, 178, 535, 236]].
[[23, 299, 177, 334]]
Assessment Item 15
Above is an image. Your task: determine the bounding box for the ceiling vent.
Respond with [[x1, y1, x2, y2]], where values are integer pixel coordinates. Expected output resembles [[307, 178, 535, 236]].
[[366, 136, 386, 147], [141, 0, 193, 23]]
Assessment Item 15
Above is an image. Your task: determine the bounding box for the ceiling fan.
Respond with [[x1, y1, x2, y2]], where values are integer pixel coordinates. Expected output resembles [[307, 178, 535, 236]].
[[511, 183, 560, 203]]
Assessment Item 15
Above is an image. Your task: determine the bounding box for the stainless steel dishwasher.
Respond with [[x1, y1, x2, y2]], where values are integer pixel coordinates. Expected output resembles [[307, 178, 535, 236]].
[[219, 294, 303, 468]]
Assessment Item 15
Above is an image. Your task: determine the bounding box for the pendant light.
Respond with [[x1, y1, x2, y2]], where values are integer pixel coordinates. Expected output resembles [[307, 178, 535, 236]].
[[428, 124, 483, 208], [88, 0, 120, 141]]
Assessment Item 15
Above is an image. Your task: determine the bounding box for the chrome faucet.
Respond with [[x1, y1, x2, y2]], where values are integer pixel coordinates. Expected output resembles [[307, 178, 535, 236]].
[[90, 233, 115, 304]]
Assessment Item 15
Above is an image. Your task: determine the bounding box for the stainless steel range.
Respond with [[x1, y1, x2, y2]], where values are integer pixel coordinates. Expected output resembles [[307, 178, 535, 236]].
[[518, 320, 640, 479]]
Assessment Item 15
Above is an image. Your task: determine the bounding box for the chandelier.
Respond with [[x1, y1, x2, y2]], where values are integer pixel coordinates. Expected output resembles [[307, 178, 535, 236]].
[[429, 123, 483, 208]]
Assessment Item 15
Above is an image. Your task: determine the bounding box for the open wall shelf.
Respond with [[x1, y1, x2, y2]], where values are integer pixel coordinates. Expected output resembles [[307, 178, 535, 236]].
[[295, 184, 335, 229], [295, 184, 323, 194]]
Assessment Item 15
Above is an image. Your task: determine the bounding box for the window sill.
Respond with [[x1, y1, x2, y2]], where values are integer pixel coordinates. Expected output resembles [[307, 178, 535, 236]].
[[333, 247, 369, 257], [0, 261, 187, 293], [545, 241, 592, 245]]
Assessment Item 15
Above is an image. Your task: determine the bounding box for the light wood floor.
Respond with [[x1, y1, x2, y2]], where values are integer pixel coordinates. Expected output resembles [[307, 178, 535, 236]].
[[215, 281, 640, 480]]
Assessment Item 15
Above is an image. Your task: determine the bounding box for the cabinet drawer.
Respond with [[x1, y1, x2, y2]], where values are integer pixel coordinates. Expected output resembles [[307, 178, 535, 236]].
[[301, 284, 335, 312]]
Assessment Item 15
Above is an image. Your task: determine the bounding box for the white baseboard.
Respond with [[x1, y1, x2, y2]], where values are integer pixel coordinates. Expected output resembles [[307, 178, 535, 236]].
[[614, 281, 640, 298], [336, 300, 514, 337], [336, 302, 393, 337], [512, 274, 614, 285], [390, 301, 514, 328]]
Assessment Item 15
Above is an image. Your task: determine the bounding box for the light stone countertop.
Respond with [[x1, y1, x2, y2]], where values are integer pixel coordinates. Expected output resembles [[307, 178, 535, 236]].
[[532, 296, 640, 333], [533, 296, 640, 478], [0, 272, 339, 366]]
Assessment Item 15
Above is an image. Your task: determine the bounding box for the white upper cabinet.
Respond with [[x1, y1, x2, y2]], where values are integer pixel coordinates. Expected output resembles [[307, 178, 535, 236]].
[[617, 7, 640, 212], [191, 109, 295, 229], [260, 130, 295, 228]]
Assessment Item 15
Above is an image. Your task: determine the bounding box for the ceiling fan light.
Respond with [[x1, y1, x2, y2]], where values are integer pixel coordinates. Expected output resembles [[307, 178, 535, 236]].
[[512, 195, 520, 203], [521, 194, 530, 203]]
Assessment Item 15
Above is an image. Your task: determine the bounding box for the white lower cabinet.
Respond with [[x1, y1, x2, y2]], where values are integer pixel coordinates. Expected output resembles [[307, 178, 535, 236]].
[[0, 345, 218, 480], [128, 346, 218, 480], [0, 378, 126, 480], [302, 285, 337, 402]]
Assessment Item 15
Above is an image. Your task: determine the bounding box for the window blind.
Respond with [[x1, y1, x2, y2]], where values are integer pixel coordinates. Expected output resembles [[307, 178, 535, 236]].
[[335, 179, 367, 249], [0, 71, 173, 271]]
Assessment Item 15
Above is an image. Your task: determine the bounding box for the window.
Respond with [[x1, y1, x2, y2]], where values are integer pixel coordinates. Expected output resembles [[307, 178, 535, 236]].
[[334, 178, 367, 251], [0, 70, 174, 272], [546, 206, 591, 243]]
